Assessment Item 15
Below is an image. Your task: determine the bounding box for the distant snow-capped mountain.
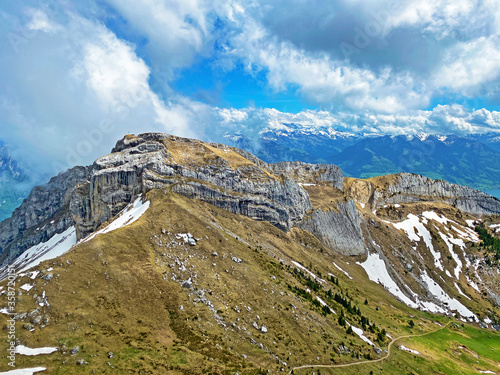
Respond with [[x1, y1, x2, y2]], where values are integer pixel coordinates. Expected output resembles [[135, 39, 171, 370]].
[[225, 125, 500, 192]]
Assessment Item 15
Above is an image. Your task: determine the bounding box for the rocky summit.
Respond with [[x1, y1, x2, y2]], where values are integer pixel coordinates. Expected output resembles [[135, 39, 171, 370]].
[[0, 133, 499, 374]]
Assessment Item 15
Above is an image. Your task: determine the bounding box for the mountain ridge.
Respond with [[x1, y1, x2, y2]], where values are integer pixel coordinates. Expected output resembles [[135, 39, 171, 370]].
[[2, 133, 500, 264], [226, 127, 500, 191], [0, 133, 499, 374]]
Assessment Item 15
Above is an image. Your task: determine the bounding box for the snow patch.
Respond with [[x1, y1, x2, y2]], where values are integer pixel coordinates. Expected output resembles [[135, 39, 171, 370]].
[[438, 232, 463, 279], [0, 368, 47, 374], [437, 135, 448, 142], [358, 253, 418, 308], [490, 223, 500, 233], [316, 296, 335, 314], [465, 219, 476, 227], [454, 282, 470, 300], [0, 307, 11, 315], [465, 275, 481, 293], [348, 323, 374, 346], [400, 345, 420, 355], [393, 214, 443, 271], [422, 211, 449, 225], [420, 271, 477, 320], [291, 261, 325, 283], [20, 284, 33, 292], [332, 262, 352, 279], [15, 345, 57, 356], [0, 226, 77, 278], [359, 253, 476, 319], [83, 195, 150, 243], [451, 225, 479, 242], [416, 133, 429, 142]]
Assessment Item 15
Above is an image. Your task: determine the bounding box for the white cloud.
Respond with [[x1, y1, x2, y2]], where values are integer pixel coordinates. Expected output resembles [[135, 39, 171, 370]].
[[214, 105, 500, 137], [77, 33, 150, 108], [0, 7, 214, 173], [25, 8, 60, 33], [388, 0, 476, 37], [212, 0, 500, 111], [225, 17, 428, 113], [218, 108, 248, 124], [484, 0, 500, 34], [433, 36, 500, 94], [2, 0, 500, 178], [103, 0, 218, 77]]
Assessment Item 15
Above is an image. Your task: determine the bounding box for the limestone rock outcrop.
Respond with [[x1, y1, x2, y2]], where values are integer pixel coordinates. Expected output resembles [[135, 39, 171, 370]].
[[70, 133, 313, 239], [296, 200, 366, 256], [380, 173, 500, 216], [268, 161, 343, 189], [0, 166, 90, 260]]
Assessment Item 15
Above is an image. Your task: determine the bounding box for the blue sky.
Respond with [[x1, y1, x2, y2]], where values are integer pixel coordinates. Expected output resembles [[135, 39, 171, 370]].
[[1, 0, 500, 173]]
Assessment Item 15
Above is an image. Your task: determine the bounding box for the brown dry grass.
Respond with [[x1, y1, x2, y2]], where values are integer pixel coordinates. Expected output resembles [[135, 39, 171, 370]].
[[0, 186, 499, 374]]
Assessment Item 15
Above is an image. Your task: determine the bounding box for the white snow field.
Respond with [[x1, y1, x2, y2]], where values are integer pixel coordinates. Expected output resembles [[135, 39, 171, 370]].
[[393, 214, 444, 271], [15, 346, 57, 356], [0, 226, 77, 279], [83, 195, 150, 243], [359, 251, 477, 320], [358, 252, 418, 308], [0, 368, 47, 374]]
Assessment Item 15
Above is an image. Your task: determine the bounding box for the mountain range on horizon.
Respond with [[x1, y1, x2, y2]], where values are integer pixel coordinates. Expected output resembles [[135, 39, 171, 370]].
[[225, 126, 500, 194], [3, 127, 500, 223], [0, 132, 499, 374]]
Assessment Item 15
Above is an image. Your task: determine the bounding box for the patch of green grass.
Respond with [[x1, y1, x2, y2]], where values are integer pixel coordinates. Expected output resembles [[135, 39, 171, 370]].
[[294, 324, 500, 375], [1, 190, 499, 374]]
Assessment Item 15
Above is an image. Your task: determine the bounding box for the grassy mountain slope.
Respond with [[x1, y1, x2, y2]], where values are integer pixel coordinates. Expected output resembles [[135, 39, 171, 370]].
[[1, 188, 499, 374]]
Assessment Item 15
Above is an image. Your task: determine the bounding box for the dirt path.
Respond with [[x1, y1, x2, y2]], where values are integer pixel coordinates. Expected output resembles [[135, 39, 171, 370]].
[[290, 321, 452, 374]]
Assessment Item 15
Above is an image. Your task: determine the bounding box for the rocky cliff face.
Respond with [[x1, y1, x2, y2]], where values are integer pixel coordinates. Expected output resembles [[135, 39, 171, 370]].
[[0, 166, 90, 261], [70, 133, 313, 239], [296, 200, 366, 256], [343, 173, 500, 217], [380, 173, 500, 216], [268, 161, 343, 189]]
